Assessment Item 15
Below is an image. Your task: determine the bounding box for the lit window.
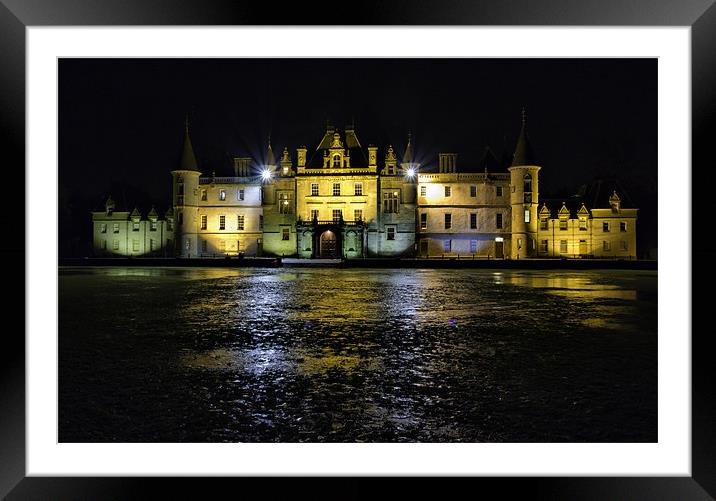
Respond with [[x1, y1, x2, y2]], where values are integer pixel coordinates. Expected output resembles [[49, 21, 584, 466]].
[[496, 213, 503, 229], [332, 209, 342, 223], [387, 227, 395, 240], [132, 239, 139, 252], [620, 222, 627, 232], [200, 215, 207, 230], [279, 193, 292, 214], [219, 190, 226, 201], [444, 240, 451, 252], [354, 209, 363, 221], [383, 192, 399, 213], [560, 240, 568, 253], [444, 213, 452, 230], [524, 209, 530, 223], [470, 240, 477, 253], [113, 223, 119, 233], [444, 186, 451, 197], [496, 186, 503, 197], [470, 213, 477, 229], [201, 190, 207, 201], [237, 215, 245, 231], [560, 219, 568, 230], [238, 189, 244, 201], [112, 240, 119, 250], [219, 215, 226, 230], [470, 186, 477, 197], [420, 213, 427, 230], [100, 223, 107, 233], [282, 228, 290, 240], [311, 183, 319, 196], [420, 186, 427, 197], [603, 222, 610, 232], [540, 240, 548, 252], [333, 183, 341, 196], [540, 218, 548, 230], [310, 210, 319, 221], [354, 183, 363, 196], [579, 217, 587, 230], [333, 155, 341, 167]]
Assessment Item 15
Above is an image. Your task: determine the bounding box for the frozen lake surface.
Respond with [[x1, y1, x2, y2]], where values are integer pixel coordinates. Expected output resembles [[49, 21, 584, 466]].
[[59, 267, 657, 442]]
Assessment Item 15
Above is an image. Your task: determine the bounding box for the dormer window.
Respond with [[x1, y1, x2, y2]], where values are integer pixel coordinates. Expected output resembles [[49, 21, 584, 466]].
[[332, 154, 341, 167]]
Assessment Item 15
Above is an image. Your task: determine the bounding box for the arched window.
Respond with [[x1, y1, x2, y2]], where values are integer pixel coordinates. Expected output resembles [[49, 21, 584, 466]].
[[332, 154, 341, 167], [523, 173, 533, 202]]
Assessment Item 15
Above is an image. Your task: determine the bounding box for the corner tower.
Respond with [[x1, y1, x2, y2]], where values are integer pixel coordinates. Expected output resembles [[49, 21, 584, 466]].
[[171, 117, 202, 257], [509, 109, 541, 258]]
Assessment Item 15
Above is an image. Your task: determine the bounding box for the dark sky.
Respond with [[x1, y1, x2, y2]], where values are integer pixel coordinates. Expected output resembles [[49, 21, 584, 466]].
[[58, 58, 657, 250]]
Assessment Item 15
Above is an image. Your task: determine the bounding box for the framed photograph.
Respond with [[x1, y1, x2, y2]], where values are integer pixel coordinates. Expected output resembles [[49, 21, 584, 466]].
[[3, 0, 713, 497]]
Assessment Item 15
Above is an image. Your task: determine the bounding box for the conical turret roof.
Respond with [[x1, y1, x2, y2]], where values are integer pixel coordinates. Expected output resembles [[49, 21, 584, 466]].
[[180, 117, 199, 171], [402, 132, 413, 164], [266, 138, 276, 166], [511, 109, 537, 167]]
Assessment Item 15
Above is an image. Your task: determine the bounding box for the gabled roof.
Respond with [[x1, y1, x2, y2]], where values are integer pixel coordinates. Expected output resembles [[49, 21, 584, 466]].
[[307, 125, 368, 168], [478, 146, 500, 171]]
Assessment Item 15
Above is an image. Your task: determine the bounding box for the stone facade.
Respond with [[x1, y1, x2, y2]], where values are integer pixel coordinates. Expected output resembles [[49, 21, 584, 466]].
[[91, 117, 639, 259]]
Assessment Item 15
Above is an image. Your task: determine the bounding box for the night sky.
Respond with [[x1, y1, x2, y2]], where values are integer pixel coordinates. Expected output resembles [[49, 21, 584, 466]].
[[58, 58, 657, 254]]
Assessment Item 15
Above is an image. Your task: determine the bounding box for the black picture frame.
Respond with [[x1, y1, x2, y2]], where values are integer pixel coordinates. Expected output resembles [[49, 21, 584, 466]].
[[2, 0, 712, 498]]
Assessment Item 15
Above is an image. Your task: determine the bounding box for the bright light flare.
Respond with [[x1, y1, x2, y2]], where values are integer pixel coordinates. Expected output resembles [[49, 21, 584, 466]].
[[405, 167, 416, 178], [261, 169, 273, 181]]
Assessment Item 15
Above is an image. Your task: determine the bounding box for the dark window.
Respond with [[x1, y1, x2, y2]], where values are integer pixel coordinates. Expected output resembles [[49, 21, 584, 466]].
[[383, 192, 399, 213], [470, 186, 477, 197], [282, 228, 290, 240], [387, 227, 395, 240], [420, 213, 427, 230], [444, 213, 452, 230], [470, 213, 477, 229], [620, 222, 627, 232], [496, 213, 503, 229], [444, 186, 451, 197]]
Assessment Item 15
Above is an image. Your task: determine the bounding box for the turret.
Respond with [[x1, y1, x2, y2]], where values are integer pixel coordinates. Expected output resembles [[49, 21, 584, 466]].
[[509, 108, 541, 258], [171, 116, 202, 257]]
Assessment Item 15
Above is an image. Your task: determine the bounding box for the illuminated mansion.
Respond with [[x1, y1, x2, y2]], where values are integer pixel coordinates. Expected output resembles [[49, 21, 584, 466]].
[[92, 117, 638, 259]]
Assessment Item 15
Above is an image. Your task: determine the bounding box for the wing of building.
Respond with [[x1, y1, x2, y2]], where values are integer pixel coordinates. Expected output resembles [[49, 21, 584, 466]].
[[90, 115, 639, 260]]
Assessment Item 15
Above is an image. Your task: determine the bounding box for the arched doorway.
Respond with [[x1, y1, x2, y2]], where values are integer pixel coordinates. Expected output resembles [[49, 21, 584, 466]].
[[319, 230, 338, 258]]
